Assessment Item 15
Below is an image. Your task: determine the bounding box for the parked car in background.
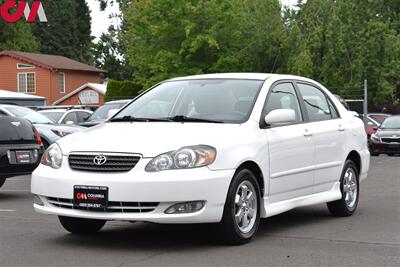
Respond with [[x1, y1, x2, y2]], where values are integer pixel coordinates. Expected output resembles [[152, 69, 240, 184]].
[[368, 113, 391, 125], [0, 105, 84, 149], [0, 116, 43, 188], [32, 73, 369, 244], [370, 115, 400, 156], [358, 115, 381, 139], [79, 100, 131, 127], [39, 109, 93, 125]]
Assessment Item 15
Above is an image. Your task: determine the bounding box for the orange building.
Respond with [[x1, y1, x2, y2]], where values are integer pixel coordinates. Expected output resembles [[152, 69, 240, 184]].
[[0, 51, 105, 106]]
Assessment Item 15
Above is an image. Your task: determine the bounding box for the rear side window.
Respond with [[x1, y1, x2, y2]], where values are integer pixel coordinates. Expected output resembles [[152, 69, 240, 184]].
[[263, 83, 303, 123], [297, 83, 335, 121], [62, 112, 78, 124]]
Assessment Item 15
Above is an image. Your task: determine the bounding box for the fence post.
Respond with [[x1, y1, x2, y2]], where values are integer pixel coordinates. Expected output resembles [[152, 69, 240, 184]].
[[363, 80, 368, 130]]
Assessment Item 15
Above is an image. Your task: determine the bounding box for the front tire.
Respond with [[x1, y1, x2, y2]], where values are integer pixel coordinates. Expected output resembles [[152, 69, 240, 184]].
[[327, 160, 359, 217], [59, 216, 106, 234], [220, 169, 261, 245]]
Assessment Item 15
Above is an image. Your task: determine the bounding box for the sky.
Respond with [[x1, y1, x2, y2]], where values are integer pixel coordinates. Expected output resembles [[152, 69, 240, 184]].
[[87, 0, 299, 39], [87, 0, 121, 39]]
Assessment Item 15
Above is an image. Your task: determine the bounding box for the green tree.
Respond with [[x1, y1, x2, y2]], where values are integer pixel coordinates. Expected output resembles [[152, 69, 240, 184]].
[[0, 20, 39, 52], [123, 0, 286, 88], [32, 0, 93, 63]]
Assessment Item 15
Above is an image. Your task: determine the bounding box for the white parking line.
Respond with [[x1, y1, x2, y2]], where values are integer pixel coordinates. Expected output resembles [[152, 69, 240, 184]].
[[0, 209, 16, 212]]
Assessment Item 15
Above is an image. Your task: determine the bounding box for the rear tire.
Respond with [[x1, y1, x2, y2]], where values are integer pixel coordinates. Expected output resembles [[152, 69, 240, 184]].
[[59, 216, 106, 234], [0, 178, 6, 188], [220, 168, 261, 245], [327, 160, 359, 217]]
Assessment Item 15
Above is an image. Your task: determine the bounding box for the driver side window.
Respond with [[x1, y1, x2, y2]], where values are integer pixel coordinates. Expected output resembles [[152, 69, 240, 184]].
[[263, 83, 303, 124]]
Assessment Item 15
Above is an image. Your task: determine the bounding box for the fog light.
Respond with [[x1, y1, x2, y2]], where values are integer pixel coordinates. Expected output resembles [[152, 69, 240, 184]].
[[33, 195, 44, 206], [165, 201, 205, 214]]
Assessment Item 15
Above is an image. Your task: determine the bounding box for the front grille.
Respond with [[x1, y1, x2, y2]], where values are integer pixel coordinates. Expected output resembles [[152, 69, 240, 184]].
[[69, 154, 140, 172], [46, 197, 158, 213], [381, 137, 400, 143]]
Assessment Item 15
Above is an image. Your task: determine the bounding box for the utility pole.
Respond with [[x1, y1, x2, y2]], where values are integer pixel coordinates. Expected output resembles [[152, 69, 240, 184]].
[[363, 80, 368, 130]]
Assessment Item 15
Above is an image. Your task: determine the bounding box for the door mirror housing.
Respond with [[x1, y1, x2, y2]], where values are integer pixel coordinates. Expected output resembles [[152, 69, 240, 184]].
[[265, 109, 296, 126], [65, 121, 75, 125]]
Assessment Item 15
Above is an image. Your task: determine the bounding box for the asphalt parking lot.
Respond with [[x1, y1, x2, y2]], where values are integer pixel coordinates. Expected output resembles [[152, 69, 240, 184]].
[[0, 156, 399, 267]]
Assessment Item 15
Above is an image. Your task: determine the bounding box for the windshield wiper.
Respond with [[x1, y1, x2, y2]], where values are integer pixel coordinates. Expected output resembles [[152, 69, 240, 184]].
[[109, 116, 170, 122], [167, 115, 224, 123]]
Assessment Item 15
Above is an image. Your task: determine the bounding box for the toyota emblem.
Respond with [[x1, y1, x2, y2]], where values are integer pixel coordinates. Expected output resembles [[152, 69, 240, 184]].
[[93, 155, 107, 166]]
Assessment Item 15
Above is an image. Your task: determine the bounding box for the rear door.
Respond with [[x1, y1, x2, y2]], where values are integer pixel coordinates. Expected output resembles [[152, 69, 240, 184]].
[[295, 82, 346, 193], [263, 82, 315, 203]]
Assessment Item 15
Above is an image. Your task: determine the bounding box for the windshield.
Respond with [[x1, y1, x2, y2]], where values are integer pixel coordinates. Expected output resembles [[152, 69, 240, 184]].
[[41, 111, 64, 122], [89, 102, 127, 121], [380, 116, 400, 130], [113, 79, 263, 123], [5, 106, 53, 124]]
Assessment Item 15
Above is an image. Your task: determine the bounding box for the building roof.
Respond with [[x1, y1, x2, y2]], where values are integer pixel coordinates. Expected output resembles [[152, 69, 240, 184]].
[[0, 89, 45, 100], [52, 83, 107, 105], [0, 50, 104, 73]]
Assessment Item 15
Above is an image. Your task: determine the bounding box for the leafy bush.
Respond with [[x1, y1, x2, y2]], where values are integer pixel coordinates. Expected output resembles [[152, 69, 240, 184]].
[[105, 80, 143, 102]]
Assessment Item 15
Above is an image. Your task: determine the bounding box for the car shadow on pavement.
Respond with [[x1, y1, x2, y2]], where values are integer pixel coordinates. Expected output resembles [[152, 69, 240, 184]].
[[48, 205, 335, 250], [0, 192, 27, 201]]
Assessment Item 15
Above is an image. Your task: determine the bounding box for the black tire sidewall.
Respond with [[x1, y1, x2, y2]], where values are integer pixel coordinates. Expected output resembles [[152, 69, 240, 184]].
[[340, 160, 360, 214], [222, 168, 261, 242]]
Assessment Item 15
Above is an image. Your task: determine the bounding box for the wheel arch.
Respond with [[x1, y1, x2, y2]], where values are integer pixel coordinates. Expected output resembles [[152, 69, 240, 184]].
[[236, 161, 265, 197], [346, 150, 361, 175]]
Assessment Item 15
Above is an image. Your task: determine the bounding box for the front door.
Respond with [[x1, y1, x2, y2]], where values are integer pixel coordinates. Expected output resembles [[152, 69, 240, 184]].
[[263, 82, 315, 203]]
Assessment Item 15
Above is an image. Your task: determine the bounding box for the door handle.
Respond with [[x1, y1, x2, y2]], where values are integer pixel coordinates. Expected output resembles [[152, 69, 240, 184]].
[[338, 124, 345, 132], [304, 129, 313, 137]]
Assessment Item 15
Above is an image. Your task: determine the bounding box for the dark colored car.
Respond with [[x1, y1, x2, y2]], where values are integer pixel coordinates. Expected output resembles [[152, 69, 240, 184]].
[[0, 105, 83, 149], [0, 116, 43, 188], [79, 100, 131, 127], [369, 115, 400, 156]]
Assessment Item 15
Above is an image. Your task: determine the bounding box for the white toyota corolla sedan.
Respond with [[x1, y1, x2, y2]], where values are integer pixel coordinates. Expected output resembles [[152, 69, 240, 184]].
[[31, 73, 370, 244]]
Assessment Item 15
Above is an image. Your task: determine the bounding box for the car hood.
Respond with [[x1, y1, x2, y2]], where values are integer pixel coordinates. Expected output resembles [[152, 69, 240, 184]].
[[375, 129, 400, 137], [57, 122, 251, 157], [34, 123, 84, 133]]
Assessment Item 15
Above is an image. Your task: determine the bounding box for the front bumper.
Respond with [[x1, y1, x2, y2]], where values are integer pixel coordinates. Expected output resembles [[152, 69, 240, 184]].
[[369, 141, 400, 154], [31, 158, 234, 224]]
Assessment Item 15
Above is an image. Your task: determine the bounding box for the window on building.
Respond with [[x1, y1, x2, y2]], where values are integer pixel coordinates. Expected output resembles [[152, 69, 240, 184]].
[[59, 72, 65, 93], [17, 63, 35, 69], [18, 73, 36, 93]]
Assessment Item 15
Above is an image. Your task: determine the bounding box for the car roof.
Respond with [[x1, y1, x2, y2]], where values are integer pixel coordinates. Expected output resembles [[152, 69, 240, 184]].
[[105, 99, 131, 104], [167, 73, 315, 82], [39, 109, 92, 113], [39, 109, 67, 113]]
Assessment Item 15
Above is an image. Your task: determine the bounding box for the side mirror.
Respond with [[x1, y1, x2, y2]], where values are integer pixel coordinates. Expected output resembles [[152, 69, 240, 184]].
[[107, 109, 119, 119], [65, 121, 74, 125], [265, 109, 296, 126]]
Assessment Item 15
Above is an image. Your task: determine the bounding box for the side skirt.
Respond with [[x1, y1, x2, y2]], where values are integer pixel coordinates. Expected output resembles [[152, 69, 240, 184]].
[[260, 182, 341, 218]]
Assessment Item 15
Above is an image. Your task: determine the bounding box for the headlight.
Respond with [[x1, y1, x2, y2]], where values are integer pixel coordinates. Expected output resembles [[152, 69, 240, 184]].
[[41, 143, 63, 169], [370, 134, 380, 142], [145, 145, 216, 172], [51, 129, 72, 137]]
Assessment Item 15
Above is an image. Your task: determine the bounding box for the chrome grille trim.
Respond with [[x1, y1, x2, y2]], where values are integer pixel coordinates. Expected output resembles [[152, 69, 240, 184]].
[[68, 153, 141, 172], [46, 197, 158, 213]]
